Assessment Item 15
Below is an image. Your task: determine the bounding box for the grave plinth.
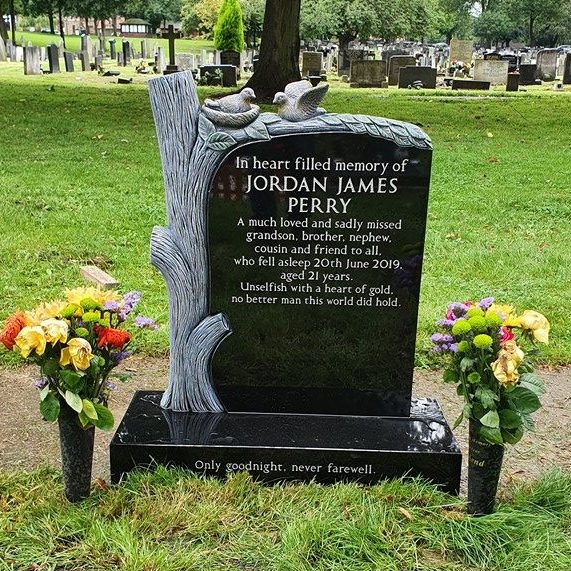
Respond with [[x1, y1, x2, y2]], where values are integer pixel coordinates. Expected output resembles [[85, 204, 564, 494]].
[[111, 71, 461, 493]]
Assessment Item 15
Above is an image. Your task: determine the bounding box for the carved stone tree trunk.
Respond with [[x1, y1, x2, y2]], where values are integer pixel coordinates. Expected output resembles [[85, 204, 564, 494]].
[[245, 0, 301, 102]]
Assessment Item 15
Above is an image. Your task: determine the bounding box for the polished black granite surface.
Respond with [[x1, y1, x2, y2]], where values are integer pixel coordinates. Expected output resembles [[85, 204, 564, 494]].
[[110, 391, 462, 493]]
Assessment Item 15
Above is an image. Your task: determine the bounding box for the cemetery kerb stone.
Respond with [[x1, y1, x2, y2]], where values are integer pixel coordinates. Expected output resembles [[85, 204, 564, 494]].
[[536, 49, 558, 81], [563, 53, 571, 85], [449, 39, 473, 64], [388, 55, 416, 86], [349, 60, 386, 87], [398, 66, 437, 89], [473, 59, 509, 85], [110, 71, 461, 493], [452, 78, 490, 90]]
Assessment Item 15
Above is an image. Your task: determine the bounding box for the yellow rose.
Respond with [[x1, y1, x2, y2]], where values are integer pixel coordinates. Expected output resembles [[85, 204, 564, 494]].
[[519, 310, 550, 344], [501, 340, 525, 366], [41, 318, 69, 346], [60, 338, 93, 371], [14, 326, 47, 358], [488, 303, 514, 321], [65, 287, 119, 308], [25, 300, 65, 326], [491, 351, 520, 387]]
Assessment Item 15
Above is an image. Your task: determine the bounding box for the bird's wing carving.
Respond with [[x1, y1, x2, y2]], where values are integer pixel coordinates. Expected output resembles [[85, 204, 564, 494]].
[[204, 98, 221, 109], [284, 80, 313, 98], [296, 84, 329, 115]]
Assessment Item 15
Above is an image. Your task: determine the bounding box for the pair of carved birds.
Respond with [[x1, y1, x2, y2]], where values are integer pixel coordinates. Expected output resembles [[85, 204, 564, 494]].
[[203, 80, 329, 123]]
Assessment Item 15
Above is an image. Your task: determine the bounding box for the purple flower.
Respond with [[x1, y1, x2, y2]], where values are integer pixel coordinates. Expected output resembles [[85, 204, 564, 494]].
[[119, 291, 142, 320], [104, 300, 120, 311], [478, 297, 495, 311], [134, 316, 158, 330], [437, 319, 456, 328], [449, 343, 458, 353], [34, 378, 48, 390], [111, 350, 131, 364], [105, 380, 117, 391]]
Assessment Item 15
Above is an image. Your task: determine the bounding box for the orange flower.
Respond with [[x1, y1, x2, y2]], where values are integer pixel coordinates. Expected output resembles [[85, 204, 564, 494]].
[[96, 327, 131, 350], [0, 313, 27, 350]]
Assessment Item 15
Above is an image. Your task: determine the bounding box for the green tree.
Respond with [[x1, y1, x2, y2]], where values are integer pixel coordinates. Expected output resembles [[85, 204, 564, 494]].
[[434, 0, 473, 42], [240, 0, 264, 47], [507, 0, 566, 46], [22, 0, 56, 34], [474, 9, 517, 46], [214, 0, 244, 52], [123, 0, 182, 31]]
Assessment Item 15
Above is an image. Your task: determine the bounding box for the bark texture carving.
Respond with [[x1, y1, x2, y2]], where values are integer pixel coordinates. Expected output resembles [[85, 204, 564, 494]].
[[148, 71, 431, 413]]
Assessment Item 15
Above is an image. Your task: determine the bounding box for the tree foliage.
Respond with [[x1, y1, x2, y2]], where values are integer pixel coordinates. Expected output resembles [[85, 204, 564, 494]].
[[123, 0, 182, 31], [213, 0, 244, 52]]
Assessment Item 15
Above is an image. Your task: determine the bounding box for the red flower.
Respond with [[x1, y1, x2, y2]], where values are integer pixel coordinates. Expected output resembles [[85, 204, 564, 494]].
[[0, 312, 26, 350], [96, 327, 131, 350], [500, 326, 515, 343]]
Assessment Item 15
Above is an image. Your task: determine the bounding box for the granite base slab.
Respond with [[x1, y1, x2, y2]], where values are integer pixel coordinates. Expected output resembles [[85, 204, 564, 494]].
[[110, 391, 462, 494]]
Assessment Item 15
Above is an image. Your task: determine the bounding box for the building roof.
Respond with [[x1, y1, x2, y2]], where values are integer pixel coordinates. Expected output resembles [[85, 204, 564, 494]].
[[122, 18, 151, 26]]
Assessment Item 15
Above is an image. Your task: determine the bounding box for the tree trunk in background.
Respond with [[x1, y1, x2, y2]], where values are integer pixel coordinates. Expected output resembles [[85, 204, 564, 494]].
[[244, 0, 301, 102], [9, 0, 16, 44], [48, 12, 55, 34], [85, 18, 90, 36], [58, 5, 66, 49], [0, 17, 8, 42]]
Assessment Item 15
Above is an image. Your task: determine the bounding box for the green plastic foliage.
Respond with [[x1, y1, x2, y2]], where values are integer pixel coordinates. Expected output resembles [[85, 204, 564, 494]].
[[214, 0, 245, 53]]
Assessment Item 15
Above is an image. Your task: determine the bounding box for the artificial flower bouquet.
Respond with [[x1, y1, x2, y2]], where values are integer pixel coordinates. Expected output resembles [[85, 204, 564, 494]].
[[0, 287, 157, 430], [431, 297, 549, 445]]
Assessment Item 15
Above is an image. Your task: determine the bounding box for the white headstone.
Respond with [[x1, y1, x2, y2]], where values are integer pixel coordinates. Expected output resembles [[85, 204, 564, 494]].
[[23, 46, 41, 75], [0, 37, 6, 61]]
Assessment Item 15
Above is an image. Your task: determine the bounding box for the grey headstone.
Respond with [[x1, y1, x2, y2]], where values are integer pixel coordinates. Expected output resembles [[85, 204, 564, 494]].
[[302, 51, 323, 76], [519, 63, 537, 85], [141, 39, 148, 59], [175, 53, 195, 71], [109, 39, 116, 60], [47, 44, 60, 73], [506, 72, 519, 92], [536, 49, 558, 81], [122, 40, 131, 65], [156, 47, 166, 73], [563, 54, 571, 85], [0, 36, 7, 62], [23, 46, 41, 75], [80, 35, 91, 54], [79, 51, 90, 71], [15, 46, 24, 62], [473, 59, 509, 85], [63, 51, 74, 72], [388, 56, 416, 86], [398, 66, 437, 89], [349, 60, 386, 87]]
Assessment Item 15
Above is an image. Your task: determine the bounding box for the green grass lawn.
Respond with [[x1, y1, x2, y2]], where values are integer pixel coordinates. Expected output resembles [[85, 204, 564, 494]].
[[0, 66, 570, 365], [15, 30, 214, 53], [1, 467, 570, 570]]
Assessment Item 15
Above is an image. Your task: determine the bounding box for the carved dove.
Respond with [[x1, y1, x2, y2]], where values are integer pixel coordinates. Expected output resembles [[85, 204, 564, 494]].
[[273, 81, 329, 122], [204, 87, 256, 114]]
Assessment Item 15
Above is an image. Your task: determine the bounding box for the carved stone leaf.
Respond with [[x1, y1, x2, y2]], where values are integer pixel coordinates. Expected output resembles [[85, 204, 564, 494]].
[[337, 113, 361, 124], [365, 123, 381, 137], [347, 122, 367, 134], [244, 121, 270, 141], [206, 131, 237, 151], [355, 114, 373, 124], [319, 115, 343, 126], [198, 114, 215, 140], [258, 113, 282, 125]]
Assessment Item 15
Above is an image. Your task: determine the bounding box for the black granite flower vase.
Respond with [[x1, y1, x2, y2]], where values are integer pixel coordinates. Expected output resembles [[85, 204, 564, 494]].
[[467, 419, 504, 515], [58, 403, 95, 502]]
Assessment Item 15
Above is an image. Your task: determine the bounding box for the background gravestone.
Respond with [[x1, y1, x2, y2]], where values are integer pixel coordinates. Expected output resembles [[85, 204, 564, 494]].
[[452, 79, 490, 90], [398, 66, 437, 89], [80, 35, 91, 56], [63, 52, 74, 72], [199, 64, 237, 86], [0, 37, 7, 62], [536, 49, 557, 81], [473, 59, 509, 85], [109, 39, 116, 60], [79, 51, 90, 71], [349, 60, 386, 87], [388, 55, 416, 86], [220, 51, 241, 79], [563, 54, 571, 85], [519, 63, 537, 85], [47, 44, 60, 73], [449, 39, 473, 64], [302, 51, 323, 77], [23, 46, 41, 75], [110, 72, 461, 493]]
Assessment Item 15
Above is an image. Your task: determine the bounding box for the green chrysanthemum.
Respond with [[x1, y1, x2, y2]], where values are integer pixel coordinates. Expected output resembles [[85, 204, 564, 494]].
[[80, 297, 101, 311], [468, 315, 488, 333], [473, 334, 493, 349], [457, 340, 471, 352], [485, 311, 503, 328], [81, 311, 100, 323], [452, 319, 472, 336], [61, 304, 79, 319], [74, 327, 89, 338], [466, 307, 485, 318]]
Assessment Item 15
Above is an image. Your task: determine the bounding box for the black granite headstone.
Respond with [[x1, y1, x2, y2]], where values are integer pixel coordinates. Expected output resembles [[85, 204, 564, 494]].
[[111, 74, 461, 492], [63, 51, 74, 73], [398, 66, 437, 89], [122, 40, 130, 66], [220, 50, 241, 79], [452, 79, 490, 90], [109, 39, 116, 60], [519, 63, 537, 85], [200, 64, 237, 87], [47, 44, 59, 73], [563, 54, 571, 85]]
